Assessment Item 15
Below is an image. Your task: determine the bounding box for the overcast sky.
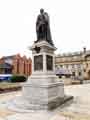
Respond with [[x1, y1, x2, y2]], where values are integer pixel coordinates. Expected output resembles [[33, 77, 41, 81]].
[[0, 0, 90, 57]]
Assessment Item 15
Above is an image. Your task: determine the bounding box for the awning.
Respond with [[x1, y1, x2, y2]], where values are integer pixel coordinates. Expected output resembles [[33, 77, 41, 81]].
[[55, 68, 72, 75]]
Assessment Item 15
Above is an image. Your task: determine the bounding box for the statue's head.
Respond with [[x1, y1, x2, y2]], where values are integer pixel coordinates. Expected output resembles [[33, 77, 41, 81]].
[[40, 8, 44, 14]]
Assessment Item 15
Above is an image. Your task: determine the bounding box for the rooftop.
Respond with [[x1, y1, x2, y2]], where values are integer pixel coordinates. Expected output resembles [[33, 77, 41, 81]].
[[0, 63, 12, 69], [2, 55, 15, 59], [56, 49, 90, 57]]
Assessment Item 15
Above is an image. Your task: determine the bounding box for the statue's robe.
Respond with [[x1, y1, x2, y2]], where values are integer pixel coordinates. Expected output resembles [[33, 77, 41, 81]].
[[36, 12, 54, 46]]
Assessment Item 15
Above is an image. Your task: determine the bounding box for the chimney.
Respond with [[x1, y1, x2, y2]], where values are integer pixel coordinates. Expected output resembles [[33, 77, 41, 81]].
[[83, 47, 86, 53]]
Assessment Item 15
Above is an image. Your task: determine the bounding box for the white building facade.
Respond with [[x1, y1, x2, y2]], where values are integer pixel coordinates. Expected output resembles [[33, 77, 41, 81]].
[[55, 48, 90, 80]]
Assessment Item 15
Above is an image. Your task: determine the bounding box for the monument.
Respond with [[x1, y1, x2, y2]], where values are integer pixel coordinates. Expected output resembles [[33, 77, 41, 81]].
[[9, 9, 73, 111]]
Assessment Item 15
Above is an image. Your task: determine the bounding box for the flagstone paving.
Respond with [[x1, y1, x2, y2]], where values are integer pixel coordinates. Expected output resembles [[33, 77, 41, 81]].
[[0, 84, 90, 119]]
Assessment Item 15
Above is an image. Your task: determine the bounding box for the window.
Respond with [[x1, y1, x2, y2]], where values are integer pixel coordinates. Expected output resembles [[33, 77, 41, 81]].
[[60, 65, 63, 68], [79, 72, 82, 76], [17, 60, 19, 74], [72, 72, 75, 76], [86, 63, 88, 67], [24, 61, 25, 74], [66, 65, 68, 68], [77, 64, 81, 69], [72, 64, 75, 69], [29, 64, 31, 74], [84, 69, 86, 72]]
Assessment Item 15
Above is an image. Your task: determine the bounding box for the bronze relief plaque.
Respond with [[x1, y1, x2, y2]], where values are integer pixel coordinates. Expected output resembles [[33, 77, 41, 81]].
[[34, 55, 43, 71], [46, 55, 53, 70]]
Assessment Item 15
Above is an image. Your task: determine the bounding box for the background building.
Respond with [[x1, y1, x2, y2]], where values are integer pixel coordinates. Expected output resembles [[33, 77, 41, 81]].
[[55, 48, 90, 80], [0, 54, 32, 76]]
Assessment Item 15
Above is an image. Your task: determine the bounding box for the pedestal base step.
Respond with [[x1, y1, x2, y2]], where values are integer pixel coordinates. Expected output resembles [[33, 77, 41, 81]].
[[48, 95, 73, 110], [8, 95, 73, 112]]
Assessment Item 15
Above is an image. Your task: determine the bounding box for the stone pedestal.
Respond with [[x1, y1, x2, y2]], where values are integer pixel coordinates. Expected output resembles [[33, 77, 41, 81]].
[[8, 40, 73, 111], [20, 40, 66, 110]]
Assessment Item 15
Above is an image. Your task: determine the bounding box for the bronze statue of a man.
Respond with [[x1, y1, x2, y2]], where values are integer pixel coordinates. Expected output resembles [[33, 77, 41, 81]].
[[36, 9, 54, 46]]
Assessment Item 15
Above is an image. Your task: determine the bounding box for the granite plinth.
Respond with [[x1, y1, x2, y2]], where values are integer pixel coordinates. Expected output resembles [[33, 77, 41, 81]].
[[18, 74, 64, 110], [7, 74, 73, 111], [8, 94, 73, 112]]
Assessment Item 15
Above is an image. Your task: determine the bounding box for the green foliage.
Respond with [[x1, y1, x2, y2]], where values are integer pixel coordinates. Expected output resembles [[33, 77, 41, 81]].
[[10, 75, 27, 82]]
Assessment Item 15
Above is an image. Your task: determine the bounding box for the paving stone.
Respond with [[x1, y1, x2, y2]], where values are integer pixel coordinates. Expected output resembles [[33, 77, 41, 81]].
[[60, 111, 90, 120], [7, 113, 51, 120], [0, 118, 4, 120], [0, 108, 15, 118], [50, 114, 69, 120], [1, 84, 90, 119]]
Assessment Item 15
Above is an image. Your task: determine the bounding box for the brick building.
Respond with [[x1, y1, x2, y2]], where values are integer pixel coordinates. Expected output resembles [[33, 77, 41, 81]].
[[0, 54, 32, 76]]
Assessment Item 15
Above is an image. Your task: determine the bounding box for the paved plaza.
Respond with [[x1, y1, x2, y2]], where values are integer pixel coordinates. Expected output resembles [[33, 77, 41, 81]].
[[0, 84, 90, 120]]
